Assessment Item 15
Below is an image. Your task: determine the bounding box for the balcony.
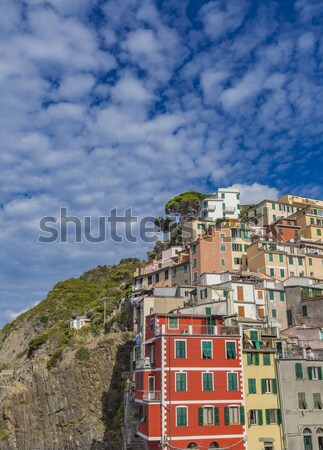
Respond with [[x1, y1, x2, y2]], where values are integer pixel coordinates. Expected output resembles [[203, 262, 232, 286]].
[[140, 390, 161, 402], [276, 350, 323, 360], [154, 324, 240, 337], [223, 206, 236, 213]]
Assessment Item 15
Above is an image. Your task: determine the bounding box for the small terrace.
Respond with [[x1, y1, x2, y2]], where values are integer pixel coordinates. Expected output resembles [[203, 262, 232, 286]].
[[154, 324, 240, 337]]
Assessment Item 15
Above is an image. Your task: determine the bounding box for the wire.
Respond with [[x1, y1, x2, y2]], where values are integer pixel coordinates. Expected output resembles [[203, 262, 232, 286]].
[[164, 438, 245, 450]]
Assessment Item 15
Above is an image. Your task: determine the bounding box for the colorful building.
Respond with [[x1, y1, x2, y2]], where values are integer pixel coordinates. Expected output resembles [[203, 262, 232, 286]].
[[200, 188, 241, 222], [133, 312, 246, 450], [243, 329, 284, 450]]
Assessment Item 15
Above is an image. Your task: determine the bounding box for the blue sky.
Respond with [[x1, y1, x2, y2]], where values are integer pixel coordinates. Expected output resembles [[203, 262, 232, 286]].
[[0, 0, 322, 326]]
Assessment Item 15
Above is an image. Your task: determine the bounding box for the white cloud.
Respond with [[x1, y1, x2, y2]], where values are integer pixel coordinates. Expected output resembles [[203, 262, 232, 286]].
[[227, 183, 280, 204]]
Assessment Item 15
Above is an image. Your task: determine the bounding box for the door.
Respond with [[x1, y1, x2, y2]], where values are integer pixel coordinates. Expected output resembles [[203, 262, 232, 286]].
[[148, 376, 155, 400], [318, 437, 323, 450]]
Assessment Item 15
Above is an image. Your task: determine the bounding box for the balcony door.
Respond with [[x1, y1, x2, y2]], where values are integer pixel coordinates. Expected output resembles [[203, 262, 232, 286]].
[[318, 437, 323, 450], [148, 375, 155, 400]]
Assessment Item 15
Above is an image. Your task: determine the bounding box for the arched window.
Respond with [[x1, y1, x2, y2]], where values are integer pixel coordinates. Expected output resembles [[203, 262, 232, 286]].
[[303, 428, 312, 434], [209, 443, 219, 449], [317, 428, 323, 434], [187, 443, 197, 449]]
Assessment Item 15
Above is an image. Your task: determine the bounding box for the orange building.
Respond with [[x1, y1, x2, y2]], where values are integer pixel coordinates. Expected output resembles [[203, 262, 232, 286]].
[[133, 313, 246, 450]]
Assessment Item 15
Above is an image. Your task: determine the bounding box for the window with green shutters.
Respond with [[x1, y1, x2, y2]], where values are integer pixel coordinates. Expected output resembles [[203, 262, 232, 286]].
[[176, 407, 187, 426], [228, 373, 238, 391], [298, 392, 308, 409], [248, 378, 256, 394], [280, 292, 285, 301], [308, 366, 322, 380], [298, 257, 303, 266], [295, 363, 303, 379], [280, 269, 285, 278], [202, 372, 213, 391], [261, 379, 277, 394], [270, 268, 275, 276], [198, 407, 219, 426], [202, 341, 212, 359], [289, 256, 294, 264], [250, 330, 258, 341], [249, 409, 263, 426], [263, 354, 271, 365], [224, 406, 243, 425], [176, 373, 187, 392], [193, 258, 197, 268], [220, 244, 226, 252], [247, 353, 259, 365], [272, 309, 277, 318], [175, 340, 186, 358], [192, 244, 196, 253], [226, 341, 236, 359], [313, 393, 323, 409], [269, 290, 274, 300], [265, 409, 281, 424], [279, 254, 284, 262], [169, 317, 178, 329], [269, 253, 274, 262]]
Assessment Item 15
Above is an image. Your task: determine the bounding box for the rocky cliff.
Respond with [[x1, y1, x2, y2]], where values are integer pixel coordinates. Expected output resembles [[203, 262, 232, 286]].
[[0, 259, 141, 450]]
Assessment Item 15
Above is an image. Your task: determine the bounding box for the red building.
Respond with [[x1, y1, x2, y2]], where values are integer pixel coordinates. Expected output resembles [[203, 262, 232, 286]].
[[133, 312, 246, 450], [267, 217, 301, 242]]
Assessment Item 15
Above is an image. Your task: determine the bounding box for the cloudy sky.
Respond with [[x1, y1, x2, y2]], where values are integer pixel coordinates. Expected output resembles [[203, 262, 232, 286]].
[[1, 0, 322, 326]]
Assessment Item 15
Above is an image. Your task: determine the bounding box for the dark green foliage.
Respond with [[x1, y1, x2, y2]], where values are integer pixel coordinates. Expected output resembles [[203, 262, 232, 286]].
[[165, 191, 208, 221], [29, 333, 48, 351], [75, 346, 90, 362], [47, 347, 63, 369]]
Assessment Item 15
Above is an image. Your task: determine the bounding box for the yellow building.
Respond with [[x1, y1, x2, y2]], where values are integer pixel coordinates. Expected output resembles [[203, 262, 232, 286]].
[[288, 205, 323, 241], [247, 240, 323, 281], [278, 194, 323, 208], [243, 329, 284, 450]]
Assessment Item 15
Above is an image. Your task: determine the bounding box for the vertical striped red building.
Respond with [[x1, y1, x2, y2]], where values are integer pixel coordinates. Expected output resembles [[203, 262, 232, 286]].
[[133, 312, 246, 450]]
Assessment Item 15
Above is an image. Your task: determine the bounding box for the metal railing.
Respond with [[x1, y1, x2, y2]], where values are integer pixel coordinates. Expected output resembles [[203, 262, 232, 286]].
[[140, 390, 161, 402], [154, 324, 240, 337]]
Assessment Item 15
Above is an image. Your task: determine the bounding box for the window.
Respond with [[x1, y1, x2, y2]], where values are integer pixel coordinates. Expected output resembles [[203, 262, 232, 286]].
[[303, 435, 313, 450], [169, 317, 179, 329], [278, 228, 283, 235], [294, 229, 299, 236], [269, 253, 274, 262], [192, 244, 196, 253], [280, 292, 285, 301], [263, 354, 271, 365], [198, 406, 219, 426], [298, 392, 308, 409], [269, 290, 274, 300], [187, 443, 197, 449], [176, 373, 187, 392], [234, 257, 243, 264], [232, 243, 242, 251], [221, 259, 225, 266], [220, 244, 226, 252], [302, 305, 308, 317], [175, 340, 186, 358], [202, 373, 213, 391], [183, 263, 188, 273], [203, 201, 208, 208], [317, 229, 322, 236], [176, 407, 187, 426], [148, 275, 152, 285], [272, 309, 277, 318], [150, 346, 154, 365], [261, 378, 277, 394], [165, 270, 169, 280], [224, 406, 244, 425], [298, 257, 303, 266], [247, 353, 259, 366], [250, 330, 258, 341], [193, 272, 198, 282], [139, 405, 147, 423], [221, 193, 225, 199], [249, 409, 263, 426], [209, 443, 220, 448], [258, 290, 263, 300], [314, 393, 323, 409], [193, 258, 197, 268], [280, 269, 285, 278], [272, 203, 276, 210], [248, 378, 256, 394], [172, 267, 177, 276], [295, 362, 303, 380], [155, 273, 159, 283], [279, 254, 284, 262], [228, 372, 238, 391], [310, 217, 315, 225], [202, 341, 212, 359], [226, 341, 237, 359], [270, 268, 275, 277], [289, 256, 294, 264], [265, 409, 281, 425], [308, 366, 322, 380]]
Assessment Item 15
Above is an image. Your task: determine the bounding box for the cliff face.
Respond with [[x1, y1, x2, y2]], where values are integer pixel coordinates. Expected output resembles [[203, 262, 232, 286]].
[[0, 259, 140, 450]]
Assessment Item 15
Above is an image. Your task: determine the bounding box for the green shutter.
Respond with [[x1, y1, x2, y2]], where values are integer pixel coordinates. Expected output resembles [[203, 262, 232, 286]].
[[214, 407, 219, 425], [318, 367, 322, 380], [308, 367, 313, 380], [295, 363, 303, 380], [228, 373, 238, 391], [258, 409, 263, 425], [265, 409, 270, 425], [261, 379, 266, 394], [272, 379, 277, 394], [255, 353, 259, 365], [247, 353, 252, 365], [198, 407, 204, 426], [277, 409, 282, 424], [240, 406, 245, 425], [250, 330, 258, 341], [248, 378, 256, 394], [205, 307, 211, 316], [263, 354, 271, 365], [224, 407, 230, 425]]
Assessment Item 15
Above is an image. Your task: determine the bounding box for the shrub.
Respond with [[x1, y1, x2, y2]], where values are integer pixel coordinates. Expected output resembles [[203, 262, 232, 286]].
[[28, 333, 48, 352], [75, 346, 90, 362], [47, 347, 63, 369]]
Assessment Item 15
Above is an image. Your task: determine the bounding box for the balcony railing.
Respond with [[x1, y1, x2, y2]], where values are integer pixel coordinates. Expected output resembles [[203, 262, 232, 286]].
[[276, 350, 323, 360], [154, 324, 240, 337], [133, 357, 153, 369], [141, 390, 161, 402]]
